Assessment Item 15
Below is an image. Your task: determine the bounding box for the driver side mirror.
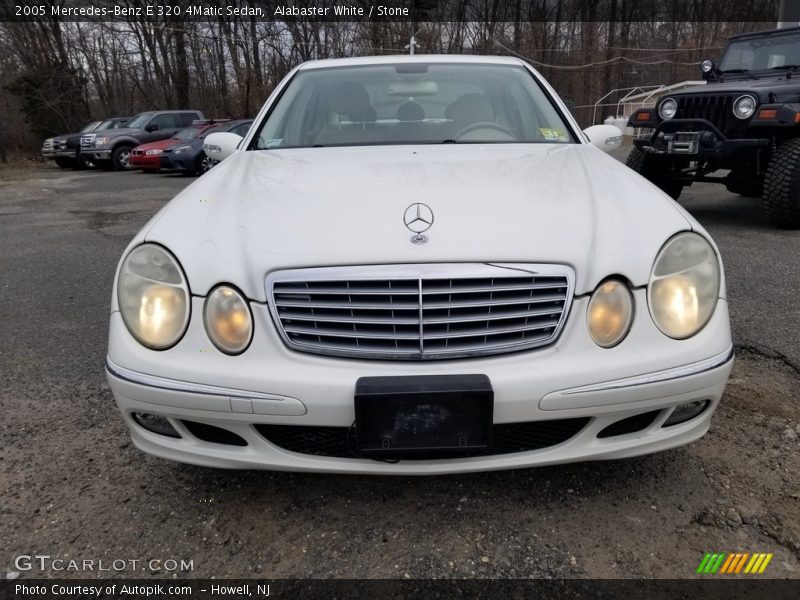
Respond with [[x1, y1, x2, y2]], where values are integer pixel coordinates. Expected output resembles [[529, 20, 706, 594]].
[[144, 124, 158, 132], [582, 124, 623, 153], [203, 132, 243, 162]]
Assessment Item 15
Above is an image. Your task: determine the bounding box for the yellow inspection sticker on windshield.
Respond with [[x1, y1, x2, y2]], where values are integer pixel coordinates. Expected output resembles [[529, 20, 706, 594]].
[[539, 128, 568, 142]]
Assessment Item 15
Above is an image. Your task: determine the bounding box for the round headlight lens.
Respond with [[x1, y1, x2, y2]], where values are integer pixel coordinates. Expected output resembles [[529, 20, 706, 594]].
[[733, 95, 757, 119], [587, 279, 634, 348], [117, 244, 189, 349], [648, 232, 720, 339], [658, 98, 677, 120], [204, 285, 252, 355]]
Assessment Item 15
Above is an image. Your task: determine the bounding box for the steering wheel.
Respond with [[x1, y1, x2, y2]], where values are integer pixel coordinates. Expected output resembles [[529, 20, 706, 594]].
[[455, 121, 517, 140]]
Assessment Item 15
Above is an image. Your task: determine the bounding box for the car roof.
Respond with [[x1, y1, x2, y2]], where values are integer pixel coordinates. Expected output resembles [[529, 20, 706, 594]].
[[729, 26, 800, 40], [297, 54, 527, 71]]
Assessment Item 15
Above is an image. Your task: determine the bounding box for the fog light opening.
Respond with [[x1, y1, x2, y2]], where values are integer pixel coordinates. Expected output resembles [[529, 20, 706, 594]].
[[132, 412, 181, 438], [662, 400, 710, 427]]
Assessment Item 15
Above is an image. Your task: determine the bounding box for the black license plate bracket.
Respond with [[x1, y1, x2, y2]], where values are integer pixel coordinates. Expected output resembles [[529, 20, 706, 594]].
[[354, 375, 493, 459]]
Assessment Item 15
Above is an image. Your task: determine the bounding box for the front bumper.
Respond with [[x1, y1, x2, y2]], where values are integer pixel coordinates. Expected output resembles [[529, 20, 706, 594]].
[[81, 149, 111, 161], [106, 292, 734, 474], [634, 119, 768, 159], [160, 154, 190, 171], [130, 154, 161, 170]]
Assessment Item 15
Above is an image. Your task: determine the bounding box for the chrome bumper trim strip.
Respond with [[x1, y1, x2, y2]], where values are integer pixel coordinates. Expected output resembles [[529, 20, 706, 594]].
[[106, 357, 286, 401], [561, 346, 734, 395]]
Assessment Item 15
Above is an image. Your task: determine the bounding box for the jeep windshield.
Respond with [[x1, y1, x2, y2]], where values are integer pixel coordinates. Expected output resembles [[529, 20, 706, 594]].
[[720, 31, 800, 75], [251, 63, 575, 149]]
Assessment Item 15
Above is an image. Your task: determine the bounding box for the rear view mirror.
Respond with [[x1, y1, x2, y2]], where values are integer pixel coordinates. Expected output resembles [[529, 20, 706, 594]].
[[203, 132, 243, 162], [583, 124, 623, 153]]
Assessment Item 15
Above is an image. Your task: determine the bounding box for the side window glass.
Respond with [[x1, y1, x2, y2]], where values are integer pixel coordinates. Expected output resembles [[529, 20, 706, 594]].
[[180, 113, 200, 126], [149, 114, 177, 130]]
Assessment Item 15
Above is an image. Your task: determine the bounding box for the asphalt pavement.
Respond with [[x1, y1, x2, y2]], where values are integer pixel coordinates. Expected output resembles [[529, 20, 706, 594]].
[[1, 159, 798, 580]]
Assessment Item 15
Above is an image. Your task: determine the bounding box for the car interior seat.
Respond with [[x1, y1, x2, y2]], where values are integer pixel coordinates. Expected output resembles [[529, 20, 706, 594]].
[[315, 81, 381, 146]]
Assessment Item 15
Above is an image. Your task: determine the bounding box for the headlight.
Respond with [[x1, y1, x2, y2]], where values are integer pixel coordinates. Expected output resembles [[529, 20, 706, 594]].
[[587, 279, 634, 348], [658, 98, 677, 120], [204, 285, 252, 354], [95, 136, 110, 145], [648, 232, 720, 339], [733, 95, 757, 120], [173, 145, 191, 154], [145, 149, 162, 156], [117, 244, 189, 350]]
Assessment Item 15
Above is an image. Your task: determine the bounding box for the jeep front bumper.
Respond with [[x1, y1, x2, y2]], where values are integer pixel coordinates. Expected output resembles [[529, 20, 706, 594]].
[[634, 119, 769, 159]]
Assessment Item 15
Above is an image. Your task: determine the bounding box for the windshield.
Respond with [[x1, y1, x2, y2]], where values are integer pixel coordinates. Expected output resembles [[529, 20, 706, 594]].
[[127, 113, 153, 129], [172, 126, 206, 141], [252, 63, 574, 149], [96, 119, 126, 131], [81, 121, 101, 133], [720, 32, 800, 72]]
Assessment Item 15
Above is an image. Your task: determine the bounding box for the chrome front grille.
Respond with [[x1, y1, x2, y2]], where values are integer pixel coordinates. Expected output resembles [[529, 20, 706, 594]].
[[267, 264, 574, 360], [80, 135, 94, 148]]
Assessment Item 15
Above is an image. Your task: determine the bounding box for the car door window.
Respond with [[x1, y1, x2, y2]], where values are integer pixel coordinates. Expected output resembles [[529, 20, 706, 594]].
[[148, 114, 177, 131], [179, 113, 201, 127]]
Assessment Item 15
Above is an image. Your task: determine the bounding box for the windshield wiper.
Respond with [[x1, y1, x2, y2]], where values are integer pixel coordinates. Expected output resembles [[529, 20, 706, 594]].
[[441, 139, 457, 144], [719, 68, 749, 74], [770, 64, 800, 71]]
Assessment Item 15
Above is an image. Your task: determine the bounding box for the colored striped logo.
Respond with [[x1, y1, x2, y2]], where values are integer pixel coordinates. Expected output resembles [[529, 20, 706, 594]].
[[697, 552, 773, 574]]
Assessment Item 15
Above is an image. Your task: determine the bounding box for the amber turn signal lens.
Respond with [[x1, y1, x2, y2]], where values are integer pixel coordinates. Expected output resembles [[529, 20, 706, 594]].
[[637, 112, 652, 121], [757, 109, 777, 119], [587, 280, 634, 348]]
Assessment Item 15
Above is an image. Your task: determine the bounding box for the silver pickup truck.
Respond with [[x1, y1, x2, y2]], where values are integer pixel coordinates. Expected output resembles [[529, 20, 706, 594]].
[[80, 110, 205, 170], [42, 117, 130, 169]]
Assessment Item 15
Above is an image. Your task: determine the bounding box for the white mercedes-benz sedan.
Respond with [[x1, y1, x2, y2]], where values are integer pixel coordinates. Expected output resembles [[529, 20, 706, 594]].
[[106, 55, 733, 474]]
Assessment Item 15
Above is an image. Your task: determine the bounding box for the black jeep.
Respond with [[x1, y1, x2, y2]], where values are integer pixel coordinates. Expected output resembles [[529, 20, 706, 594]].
[[627, 26, 800, 228]]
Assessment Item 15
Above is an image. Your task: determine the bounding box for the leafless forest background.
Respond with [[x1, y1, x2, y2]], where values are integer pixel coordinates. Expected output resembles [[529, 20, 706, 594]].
[[0, 0, 780, 158]]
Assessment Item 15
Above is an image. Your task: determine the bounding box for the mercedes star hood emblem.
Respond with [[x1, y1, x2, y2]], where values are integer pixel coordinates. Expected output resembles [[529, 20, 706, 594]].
[[403, 203, 434, 244]]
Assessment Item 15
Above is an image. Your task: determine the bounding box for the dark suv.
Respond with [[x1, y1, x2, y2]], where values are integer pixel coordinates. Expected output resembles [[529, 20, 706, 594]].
[[80, 110, 204, 170], [627, 26, 800, 228]]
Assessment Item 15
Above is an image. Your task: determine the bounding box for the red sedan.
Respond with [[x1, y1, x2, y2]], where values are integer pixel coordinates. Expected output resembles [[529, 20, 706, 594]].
[[131, 122, 223, 172]]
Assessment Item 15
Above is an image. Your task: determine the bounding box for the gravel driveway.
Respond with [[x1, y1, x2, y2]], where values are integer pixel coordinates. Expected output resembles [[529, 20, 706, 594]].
[[1, 158, 798, 580]]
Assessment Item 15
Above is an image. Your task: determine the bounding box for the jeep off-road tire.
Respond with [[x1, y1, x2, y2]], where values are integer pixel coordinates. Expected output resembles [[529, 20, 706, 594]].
[[763, 139, 800, 229], [625, 147, 684, 200], [111, 144, 133, 171]]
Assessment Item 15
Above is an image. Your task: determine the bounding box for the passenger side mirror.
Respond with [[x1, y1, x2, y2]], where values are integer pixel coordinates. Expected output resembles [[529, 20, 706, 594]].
[[203, 132, 243, 162], [144, 124, 158, 132], [582, 124, 623, 153]]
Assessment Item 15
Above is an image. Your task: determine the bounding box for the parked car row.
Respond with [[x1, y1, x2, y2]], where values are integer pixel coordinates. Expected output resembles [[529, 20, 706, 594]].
[[41, 110, 252, 176], [41, 117, 130, 169]]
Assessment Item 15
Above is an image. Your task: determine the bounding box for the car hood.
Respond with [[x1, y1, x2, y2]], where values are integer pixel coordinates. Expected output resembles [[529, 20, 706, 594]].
[[143, 144, 693, 301], [135, 138, 180, 152]]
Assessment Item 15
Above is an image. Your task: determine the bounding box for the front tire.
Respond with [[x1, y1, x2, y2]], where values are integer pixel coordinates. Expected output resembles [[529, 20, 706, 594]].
[[196, 152, 213, 175], [763, 139, 800, 228], [625, 147, 684, 200], [112, 145, 133, 171]]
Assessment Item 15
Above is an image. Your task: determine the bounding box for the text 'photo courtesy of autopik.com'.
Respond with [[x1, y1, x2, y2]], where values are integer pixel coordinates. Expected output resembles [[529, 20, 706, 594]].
[[1, 0, 800, 598]]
